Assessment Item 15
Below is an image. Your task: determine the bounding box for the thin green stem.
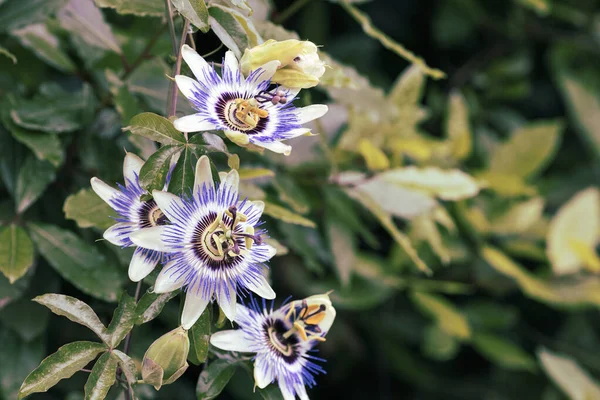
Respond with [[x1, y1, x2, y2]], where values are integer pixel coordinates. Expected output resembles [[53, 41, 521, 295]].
[[165, 0, 178, 54], [274, 0, 312, 24], [168, 18, 191, 117]]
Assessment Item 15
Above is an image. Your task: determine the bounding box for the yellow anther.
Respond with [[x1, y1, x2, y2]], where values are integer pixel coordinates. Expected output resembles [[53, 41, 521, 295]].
[[233, 99, 269, 129]]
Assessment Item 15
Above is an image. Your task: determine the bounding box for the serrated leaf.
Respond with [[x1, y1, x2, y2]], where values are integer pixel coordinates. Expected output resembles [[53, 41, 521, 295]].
[[538, 348, 600, 400], [446, 91, 472, 161], [11, 23, 75, 72], [28, 223, 125, 302], [472, 333, 537, 372], [189, 308, 211, 365], [196, 359, 238, 400], [106, 292, 136, 348], [58, 0, 122, 54], [410, 291, 471, 340], [489, 120, 563, 179], [208, 5, 250, 59], [547, 188, 600, 275], [139, 145, 183, 193], [64, 188, 116, 230], [0, 224, 34, 284], [18, 341, 106, 399], [0, 46, 17, 63], [124, 113, 187, 145], [171, 0, 210, 32], [33, 294, 110, 343], [84, 352, 118, 400], [134, 291, 178, 325], [112, 350, 137, 384], [169, 146, 195, 196], [15, 156, 56, 214], [263, 201, 315, 228], [0, 0, 68, 32]]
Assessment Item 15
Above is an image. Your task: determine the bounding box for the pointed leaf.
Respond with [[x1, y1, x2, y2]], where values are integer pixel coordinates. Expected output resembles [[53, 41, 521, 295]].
[[33, 294, 110, 343], [189, 308, 211, 365], [446, 91, 472, 161], [84, 352, 118, 400], [263, 202, 315, 228], [106, 292, 136, 348], [139, 145, 183, 193], [169, 146, 195, 196], [124, 112, 187, 145], [410, 291, 471, 340], [358, 139, 389, 171], [64, 188, 116, 230], [15, 156, 56, 213], [94, 0, 164, 17], [326, 215, 355, 286], [0, 0, 68, 33], [208, 5, 250, 59], [196, 359, 238, 400], [472, 333, 537, 372], [11, 23, 76, 72], [134, 291, 178, 325], [171, 0, 210, 33], [112, 350, 137, 384], [0, 224, 34, 284], [538, 348, 600, 400], [18, 341, 106, 399]]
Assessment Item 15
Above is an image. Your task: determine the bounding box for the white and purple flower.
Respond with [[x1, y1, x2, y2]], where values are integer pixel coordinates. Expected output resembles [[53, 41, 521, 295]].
[[210, 293, 336, 400], [130, 156, 276, 329], [173, 44, 328, 156], [90, 153, 170, 282]]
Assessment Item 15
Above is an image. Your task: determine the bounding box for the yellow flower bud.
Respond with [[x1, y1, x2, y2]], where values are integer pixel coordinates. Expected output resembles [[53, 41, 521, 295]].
[[142, 326, 190, 390], [240, 39, 326, 89]]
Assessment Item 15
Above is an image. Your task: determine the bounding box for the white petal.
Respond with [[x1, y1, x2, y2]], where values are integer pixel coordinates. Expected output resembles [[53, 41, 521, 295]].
[[234, 304, 252, 323], [102, 223, 133, 246], [224, 51, 242, 82], [296, 384, 309, 400], [154, 261, 186, 293], [254, 357, 276, 389], [90, 177, 118, 204], [251, 244, 277, 264], [173, 112, 216, 133], [216, 283, 237, 322], [281, 86, 301, 100], [123, 152, 144, 187], [295, 104, 328, 124], [194, 155, 214, 193], [174, 75, 201, 103], [250, 200, 265, 215], [210, 330, 254, 353], [128, 248, 160, 282], [152, 190, 186, 223], [181, 44, 211, 82], [246, 275, 275, 300], [279, 381, 296, 400], [253, 140, 292, 156], [284, 128, 312, 139], [222, 169, 240, 193], [130, 226, 170, 252], [304, 294, 337, 334], [251, 60, 280, 84], [181, 289, 211, 329]]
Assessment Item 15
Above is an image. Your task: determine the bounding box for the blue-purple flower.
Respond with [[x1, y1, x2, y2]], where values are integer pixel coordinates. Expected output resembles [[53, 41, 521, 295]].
[[91, 153, 170, 282], [130, 156, 276, 329], [210, 293, 336, 400], [173, 44, 328, 156]]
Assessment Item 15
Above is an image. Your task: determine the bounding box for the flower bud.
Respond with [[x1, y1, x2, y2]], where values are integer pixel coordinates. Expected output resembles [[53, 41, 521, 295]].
[[142, 326, 190, 389], [240, 39, 326, 89]]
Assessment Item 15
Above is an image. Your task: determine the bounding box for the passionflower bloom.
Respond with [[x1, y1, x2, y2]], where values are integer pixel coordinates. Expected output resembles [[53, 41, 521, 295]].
[[240, 39, 327, 89], [210, 293, 336, 400], [130, 156, 276, 329], [91, 153, 169, 282], [173, 44, 328, 156]]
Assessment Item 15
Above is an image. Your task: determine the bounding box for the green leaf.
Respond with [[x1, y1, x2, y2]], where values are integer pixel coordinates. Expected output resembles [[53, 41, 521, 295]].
[[257, 385, 285, 400], [489, 120, 563, 178], [446, 90, 472, 161], [326, 215, 355, 286], [263, 201, 315, 228], [196, 359, 238, 400], [11, 23, 76, 72], [272, 175, 310, 214], [422, 324, 459, 361], [124, 112, 187, 145], [10, 84, 94, 134], [208, 5, 251, 58], [188, 308, 211, 365], [472, 333, 537, 372], [18, 341, 107, 399], [15, 156, 56, 214], [63, 188, 117, 230], [134, 291, 178, 325], [538, 348, 600, 400], [33, 293, 110, 343], [0, 329, 44, 399], [0, 0, 68, 33], [139, 145, 183, 193], [547, 187, 600, 275], [106, 292, 136, 348], [57, 0, 122, 54], [0, 298, 50, 341], [94, 0, 164, 16], [112, 349, 137, 384], [28, 223, 125, 302], [410, 291, 471, 340], [84, 352, 118, 400], [169, 146, 195, 196], [171, 0, 210, 33], [0, 225, 34, 284], [0, 46, 17, 63]]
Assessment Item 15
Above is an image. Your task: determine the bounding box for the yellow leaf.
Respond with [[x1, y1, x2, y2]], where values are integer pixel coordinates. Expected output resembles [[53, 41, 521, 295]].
[[388, 64, 426, 108], [446, 91, 472, 161], [389, 137, 432, 162], [538, 348, 600, 400], [358, 139, 390, 171], [410, 291, 471, 340], [262, 202, 315, 228], [491, 197, 545, 235], [569, 239, 600, 273], [547, 187, 600, 275], [476, 171, 536, 197], [237, 168, 275, 180]]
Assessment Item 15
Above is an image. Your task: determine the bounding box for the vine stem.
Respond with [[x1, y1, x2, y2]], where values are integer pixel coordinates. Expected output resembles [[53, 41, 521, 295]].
[[122, 281, 143, 400], [168, 18, 190, 118]]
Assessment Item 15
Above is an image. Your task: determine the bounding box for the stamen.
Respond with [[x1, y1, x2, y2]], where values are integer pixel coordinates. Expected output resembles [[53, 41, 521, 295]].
[[234, 99, 268, 129]]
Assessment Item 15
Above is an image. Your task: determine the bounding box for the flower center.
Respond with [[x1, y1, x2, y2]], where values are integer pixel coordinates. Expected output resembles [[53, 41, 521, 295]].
[[139, 199, 169, 228], [264, 319, 299, 363], [268, 325, 294, 357], [224, 98, 269, 131]]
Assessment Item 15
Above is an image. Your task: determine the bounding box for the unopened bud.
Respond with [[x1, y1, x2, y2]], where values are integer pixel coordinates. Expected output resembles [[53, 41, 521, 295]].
[[142, 326, 190, 389], [240, 39, 326, 89]]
